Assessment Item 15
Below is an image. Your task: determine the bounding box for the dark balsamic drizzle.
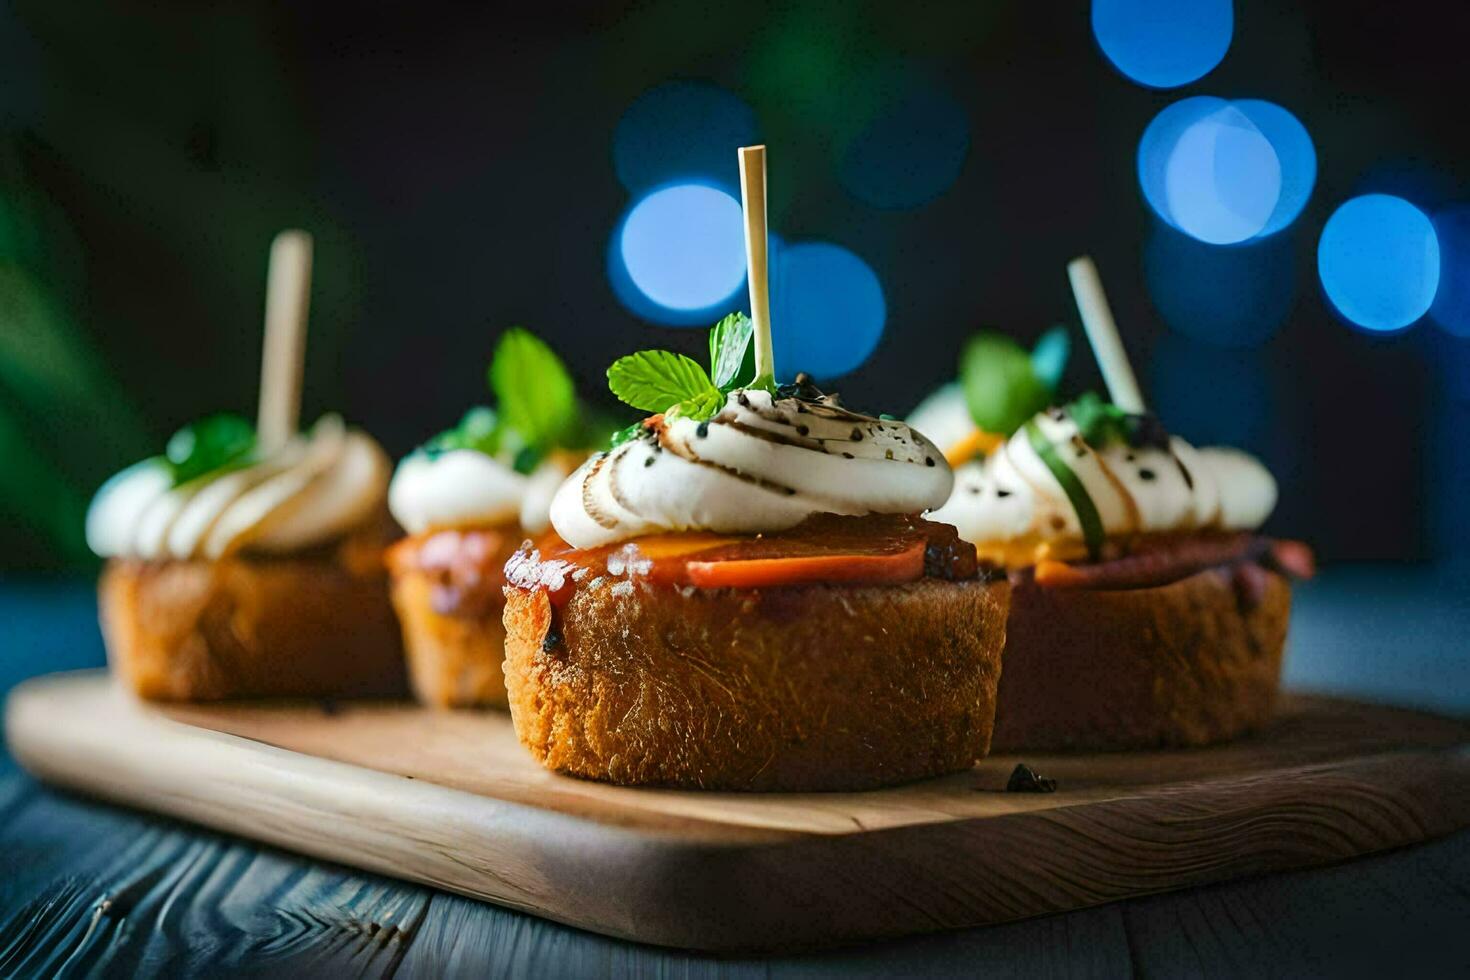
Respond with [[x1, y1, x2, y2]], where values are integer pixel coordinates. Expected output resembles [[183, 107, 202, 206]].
[[580, 452, 620, 529], [723, 419, 829, 453]]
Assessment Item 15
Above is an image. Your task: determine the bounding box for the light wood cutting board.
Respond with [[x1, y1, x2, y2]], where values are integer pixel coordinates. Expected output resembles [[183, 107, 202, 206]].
[[7, 670, 1469, 952]]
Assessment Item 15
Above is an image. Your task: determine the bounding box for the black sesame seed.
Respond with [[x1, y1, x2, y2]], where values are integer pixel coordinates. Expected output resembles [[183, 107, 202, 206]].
[[737, 393, 751, 407], [1125, 453, 1136, 462], [643, 455, 655, 467], [695, 422, 710, 438], [996, 489, 1012, 498], [850, 427, 863, 441], [842, 452, 854, 459], [796, 424, 809, 436], [925, 456, 936, 467], [1138, 468, 1156, 481], [968, 485, 982, 495]]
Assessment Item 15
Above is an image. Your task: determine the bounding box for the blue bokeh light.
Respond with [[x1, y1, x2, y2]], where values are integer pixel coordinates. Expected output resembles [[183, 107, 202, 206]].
[[608, 183, 747, 326], [1139, 97, 1228, 229], [1430, 206, 1470, 338], [1093, 0, 1233, 89], [1318, 194, 1440, 333], [771, 242, 885, 379], [1145, 220, 1296, 348], [612, 82, 759, 194], [1140, 97, 1316, 245], [1164, 103, 1280, 245], [1233, 100, 1316, 237], [839, 81, 970, 210]]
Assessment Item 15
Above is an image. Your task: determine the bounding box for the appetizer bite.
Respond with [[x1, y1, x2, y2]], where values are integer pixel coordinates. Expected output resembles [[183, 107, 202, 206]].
[[387, 329, 609, 708], [88, 232, 404, 700], [500, 147, 1010, 791], [910, 258, 1313, 752]]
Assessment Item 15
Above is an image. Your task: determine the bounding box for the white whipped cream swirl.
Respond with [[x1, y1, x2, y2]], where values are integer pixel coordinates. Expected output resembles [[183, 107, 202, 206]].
[[389, 450, 577, 536], [87, 415, 390, 561], [550, 389, 953, 549], [916, 402, 1277, 563]]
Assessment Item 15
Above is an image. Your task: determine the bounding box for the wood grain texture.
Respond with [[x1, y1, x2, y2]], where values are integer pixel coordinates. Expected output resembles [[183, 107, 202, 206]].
[[3, 769, 1468, 977], [7, 670, 1469, 953], [0, 773, 430, 977]]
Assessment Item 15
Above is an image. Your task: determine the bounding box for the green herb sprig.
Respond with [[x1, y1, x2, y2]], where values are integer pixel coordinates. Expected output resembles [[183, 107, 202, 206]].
[[959, 326, 1070, 436], [1067, 391, 1170, 451], [606, 312, 769, 432], [164, 413, 256, 485], [424, 328, 611, 473]]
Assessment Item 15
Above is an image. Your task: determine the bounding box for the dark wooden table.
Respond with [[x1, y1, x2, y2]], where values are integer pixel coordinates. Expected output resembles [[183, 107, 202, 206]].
[[2, 571, 1467, 978]]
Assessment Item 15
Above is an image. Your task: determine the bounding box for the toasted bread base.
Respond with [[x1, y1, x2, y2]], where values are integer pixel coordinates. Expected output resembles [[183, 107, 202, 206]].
[[503, 577, 1011, 791], [991, 566, 1291, 752], [100, 556, 406, 701], [389, 570, 509, 708]]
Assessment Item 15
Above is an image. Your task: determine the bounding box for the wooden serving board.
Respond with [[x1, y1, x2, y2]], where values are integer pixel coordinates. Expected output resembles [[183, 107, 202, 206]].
[[7, 671, 1470, 952]]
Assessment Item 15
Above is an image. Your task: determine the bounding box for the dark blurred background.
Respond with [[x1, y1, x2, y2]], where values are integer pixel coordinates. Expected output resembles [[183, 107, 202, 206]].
[[2, 0, 1468, 572]]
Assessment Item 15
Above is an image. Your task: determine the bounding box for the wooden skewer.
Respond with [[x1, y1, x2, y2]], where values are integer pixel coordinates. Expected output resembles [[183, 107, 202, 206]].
[[1067, 255, 1146, 414], [737, 145, 775, 385], [257, 229, 314, 452]]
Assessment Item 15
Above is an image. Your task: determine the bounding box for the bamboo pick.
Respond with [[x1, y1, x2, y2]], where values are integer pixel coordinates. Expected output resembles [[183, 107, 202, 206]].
[[257, 229, 314, 452], [1067, 255, 1146, 414], [738, 145, 775, 386]]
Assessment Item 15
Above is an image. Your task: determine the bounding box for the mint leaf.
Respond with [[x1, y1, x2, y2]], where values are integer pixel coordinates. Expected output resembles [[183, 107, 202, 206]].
[[708, 312, 754, 391], [1030, 325, 1071, 392], [609, 421, 647, 448], [490, 328, 578, 453], [165, 413, 256, 485], [960, 333, 1051, 435], [1068, 391, 1130, 446], [1068, 392, 1169, 451], [672, 387, 725, 421], [607, 350, 718, 413], [424, 406, 499, 456]]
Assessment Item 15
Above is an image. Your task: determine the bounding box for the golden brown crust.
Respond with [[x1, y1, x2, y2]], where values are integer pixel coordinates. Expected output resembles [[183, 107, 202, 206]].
[[100, 556, 406, 701], [991, 566, 1291, 752], [503, 577, 1011, 791], [389, 569, 509, 708]]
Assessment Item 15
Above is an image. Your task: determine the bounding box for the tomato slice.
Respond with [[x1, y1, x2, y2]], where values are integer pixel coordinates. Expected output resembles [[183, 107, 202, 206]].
[[684, 540, 926, 589], [506, 514, 976, 598]]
